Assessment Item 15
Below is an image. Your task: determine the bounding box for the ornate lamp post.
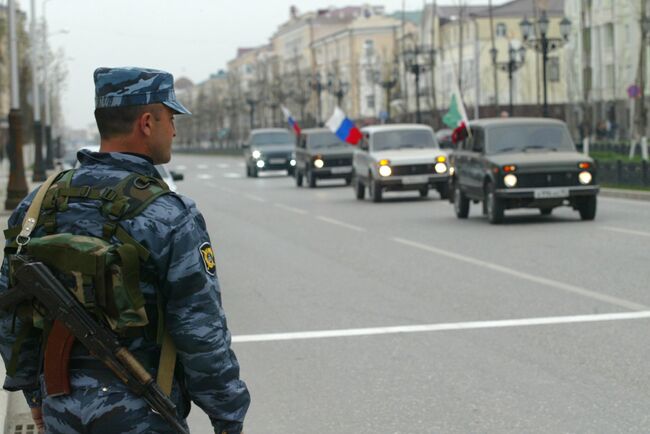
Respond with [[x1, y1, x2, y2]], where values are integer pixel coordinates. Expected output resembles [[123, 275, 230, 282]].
[[403, 45, 435, 124], [308, 72, 325, 125], [327, 72, 349, 107], [520, 11, 571, 117], [492, 43, 526, 116], [373, 68, 398, 122]]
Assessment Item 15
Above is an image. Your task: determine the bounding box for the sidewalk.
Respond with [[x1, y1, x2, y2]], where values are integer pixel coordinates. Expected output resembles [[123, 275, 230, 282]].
[[600, 187, 650, 202]]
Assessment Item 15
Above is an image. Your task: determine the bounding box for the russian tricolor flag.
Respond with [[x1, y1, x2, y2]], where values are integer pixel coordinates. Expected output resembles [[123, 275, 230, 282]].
[[325, 107, 362, 145], [281, 105, 301, 136]]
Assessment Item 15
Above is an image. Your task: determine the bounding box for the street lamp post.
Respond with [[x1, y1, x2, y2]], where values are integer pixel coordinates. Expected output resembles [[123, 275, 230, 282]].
[[373, 68, 398, 122], [327, 72, 349, 107], [30, 0, 45, 181], [245, 94, 257, 130], [520, 11, 571, 117], [403, 45, 435, 124], [492, 43, 526, 116], [308, 72, 325, 125]]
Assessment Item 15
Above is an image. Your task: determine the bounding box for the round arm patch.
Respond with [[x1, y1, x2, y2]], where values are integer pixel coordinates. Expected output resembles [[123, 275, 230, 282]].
[[199, 242, 216, 276]]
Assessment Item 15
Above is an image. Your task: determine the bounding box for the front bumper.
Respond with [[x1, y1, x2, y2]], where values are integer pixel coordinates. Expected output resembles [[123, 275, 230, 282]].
[[376, 173, 449, 191], [253, 157, 294, 171], [495, 185, 600, 199], [312, 166, 353, 179]]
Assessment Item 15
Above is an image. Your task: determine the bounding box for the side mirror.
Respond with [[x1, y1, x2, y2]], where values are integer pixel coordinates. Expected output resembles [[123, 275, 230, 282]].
[[170, 171, 184, 181]]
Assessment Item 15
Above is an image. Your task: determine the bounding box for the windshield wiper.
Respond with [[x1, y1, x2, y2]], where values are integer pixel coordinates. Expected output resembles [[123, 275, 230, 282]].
[[495, 147, 517, 153]]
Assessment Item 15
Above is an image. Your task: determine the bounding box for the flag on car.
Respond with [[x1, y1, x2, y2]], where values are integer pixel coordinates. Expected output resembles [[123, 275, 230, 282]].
[[281, 105, 301, 136], [325, 107, 362, 145], [442, 86, 471, 143]]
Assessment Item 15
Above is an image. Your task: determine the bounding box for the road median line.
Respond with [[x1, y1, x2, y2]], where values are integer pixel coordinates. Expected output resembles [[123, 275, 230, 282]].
[[316, 216, 366, 232], [391, 237, 647, 311]]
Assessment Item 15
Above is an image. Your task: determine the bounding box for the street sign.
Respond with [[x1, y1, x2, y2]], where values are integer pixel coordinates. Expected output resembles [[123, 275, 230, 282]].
[[627, 84, 641, 99]]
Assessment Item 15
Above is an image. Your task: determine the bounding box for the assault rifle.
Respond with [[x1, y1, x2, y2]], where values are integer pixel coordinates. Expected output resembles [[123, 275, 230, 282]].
[[0, 256, 189, 434]]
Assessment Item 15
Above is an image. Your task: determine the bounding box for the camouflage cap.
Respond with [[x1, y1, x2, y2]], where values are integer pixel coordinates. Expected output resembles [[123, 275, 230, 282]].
[[94, 67, 191, 115]]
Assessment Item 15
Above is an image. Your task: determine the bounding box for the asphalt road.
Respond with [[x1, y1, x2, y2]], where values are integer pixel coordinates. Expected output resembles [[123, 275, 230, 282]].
[[174, 154, 650, 434]]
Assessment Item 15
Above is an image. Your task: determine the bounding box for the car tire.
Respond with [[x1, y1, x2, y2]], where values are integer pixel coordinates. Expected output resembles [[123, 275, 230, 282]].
[[307, 169, 317, 188], [419, 186, 429, 198], [288, 167, 295, 177], [354, 175, 365, 200], [453, 183, 469, 219], [251, 166, 258, 178], [245, 164, 251, 178], [540, 207, 553, 216], [485, 182, 504, 224], [578, 196, 597, 220], [345, 177, 352, 186], [369, 176, 382, 203], [295, 169, 303, 187], [437, 183, 450, 200]]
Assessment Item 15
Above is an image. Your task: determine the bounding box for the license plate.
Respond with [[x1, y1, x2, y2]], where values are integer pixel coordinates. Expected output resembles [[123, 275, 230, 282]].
[[331, 167, 351, 174], [534, 187, 569, 199], [269, 158, 286, 164], [402, 176, 429, 185]]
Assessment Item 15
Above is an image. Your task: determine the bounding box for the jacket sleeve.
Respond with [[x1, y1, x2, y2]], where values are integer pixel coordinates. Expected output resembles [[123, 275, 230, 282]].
[[0, 193, 43, 408], [158, 201, 250, 434]]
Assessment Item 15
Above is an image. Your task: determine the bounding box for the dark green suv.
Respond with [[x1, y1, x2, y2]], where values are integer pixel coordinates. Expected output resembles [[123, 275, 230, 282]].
[[449, 118, 599, 224], [294, 128, 354, 188]]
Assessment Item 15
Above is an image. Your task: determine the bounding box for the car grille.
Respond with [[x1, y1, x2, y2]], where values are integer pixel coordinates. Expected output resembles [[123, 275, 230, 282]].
[[391, 164, 434, 176], [264, 151, 291, 159], [516, 171, 578, 188], [323, 156, 352, 167]]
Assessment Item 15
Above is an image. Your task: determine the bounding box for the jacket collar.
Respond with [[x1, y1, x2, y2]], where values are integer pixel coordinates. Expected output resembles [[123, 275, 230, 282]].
[[77, 149, 161, 178]]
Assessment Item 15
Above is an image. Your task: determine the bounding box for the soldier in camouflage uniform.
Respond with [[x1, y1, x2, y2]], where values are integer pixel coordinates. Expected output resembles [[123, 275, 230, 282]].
[[0, 67, 250, 433]]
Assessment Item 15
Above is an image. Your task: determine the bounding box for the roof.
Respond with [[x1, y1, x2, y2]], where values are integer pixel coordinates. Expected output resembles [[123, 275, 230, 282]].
[[425, 0, 565, 21], [301, 128, 333, 134], [469, 117, 568, 128], [361, 124, 435, 134], [388, 10, 423, 24]]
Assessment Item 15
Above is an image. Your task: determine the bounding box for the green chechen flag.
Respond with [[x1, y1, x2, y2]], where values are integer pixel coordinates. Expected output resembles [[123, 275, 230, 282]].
[[443, 93, 462, 129]]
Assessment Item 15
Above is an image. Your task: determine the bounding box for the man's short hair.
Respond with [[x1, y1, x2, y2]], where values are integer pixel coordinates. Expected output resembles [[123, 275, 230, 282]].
[[94, 104, 162, 139]]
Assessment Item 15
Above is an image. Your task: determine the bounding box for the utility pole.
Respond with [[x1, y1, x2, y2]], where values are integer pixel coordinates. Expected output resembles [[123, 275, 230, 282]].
[[5, 0, 29, 210], [31, 0, 45, 181], [638, 0, 648, 144], [42, 1, 54, 169], [429, 0, 439, 125]]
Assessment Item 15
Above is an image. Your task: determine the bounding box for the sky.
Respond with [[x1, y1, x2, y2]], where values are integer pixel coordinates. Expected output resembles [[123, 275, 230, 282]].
[[20, 0, 507, 131]]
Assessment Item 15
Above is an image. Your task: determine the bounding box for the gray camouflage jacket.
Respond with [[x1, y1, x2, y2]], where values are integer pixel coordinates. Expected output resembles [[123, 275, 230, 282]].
[[0, 150, 250, 433]]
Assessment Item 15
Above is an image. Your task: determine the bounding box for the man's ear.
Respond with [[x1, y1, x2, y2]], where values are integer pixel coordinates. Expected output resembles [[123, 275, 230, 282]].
[[138, 111, 154, 137]]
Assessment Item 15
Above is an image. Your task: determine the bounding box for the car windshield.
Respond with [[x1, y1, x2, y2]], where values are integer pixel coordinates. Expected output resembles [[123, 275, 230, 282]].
[[308, 132, 347, 149], [250, 132, 293, 146], [372, 130, 438, 151], [486, 124, 575, 154]]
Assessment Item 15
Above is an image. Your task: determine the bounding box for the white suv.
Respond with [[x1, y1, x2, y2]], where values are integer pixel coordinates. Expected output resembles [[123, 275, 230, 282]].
[[352, 124, 450, 202]]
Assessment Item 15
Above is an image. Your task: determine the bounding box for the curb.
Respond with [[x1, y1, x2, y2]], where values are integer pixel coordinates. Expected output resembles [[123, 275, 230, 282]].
[[600, 187, 650, 202]]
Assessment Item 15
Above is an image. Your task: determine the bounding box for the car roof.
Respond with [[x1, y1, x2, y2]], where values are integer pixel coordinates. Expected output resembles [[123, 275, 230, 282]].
[[301, 128, 333, 135], [361, 124, 434, 134], [250, 128, 291, 135], [469, 117, 568, 128]]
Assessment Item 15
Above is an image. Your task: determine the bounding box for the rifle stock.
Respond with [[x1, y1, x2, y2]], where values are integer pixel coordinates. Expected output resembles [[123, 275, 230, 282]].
[[1, 256, 189, 434]]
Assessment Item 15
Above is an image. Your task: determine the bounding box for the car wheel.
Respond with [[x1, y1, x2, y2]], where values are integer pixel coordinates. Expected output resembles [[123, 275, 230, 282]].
[[578, 196, 597, 220], [369, 176, 382, 203], [307, 169, 317, 188], [419, 186, 429, 198], [437, 183, 449, 200], [295, 169, 303, 187], [485, 182, 504, 224], [354, 175, 365, 200], [251, 166, 258, 178], [245, 164, 251, 177], [540, 207, 553, 216], [287, 167, 295, 177], [453, 183, 469, 219], [345, 176, 352, 186]]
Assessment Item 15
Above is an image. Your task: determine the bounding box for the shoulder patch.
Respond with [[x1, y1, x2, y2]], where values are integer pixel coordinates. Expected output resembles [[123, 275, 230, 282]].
[[199, 242, 216, 276]]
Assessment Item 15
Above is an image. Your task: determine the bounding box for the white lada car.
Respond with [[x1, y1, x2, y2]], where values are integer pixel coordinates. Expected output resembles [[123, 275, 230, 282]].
[[352, 124, 450, 202]]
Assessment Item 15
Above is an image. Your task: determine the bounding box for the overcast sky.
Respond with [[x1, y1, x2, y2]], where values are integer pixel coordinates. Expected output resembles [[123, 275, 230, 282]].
[[22, 0, 507, 131]]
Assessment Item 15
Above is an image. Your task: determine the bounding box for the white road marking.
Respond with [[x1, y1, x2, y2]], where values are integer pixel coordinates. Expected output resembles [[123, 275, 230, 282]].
[[274, 203, 309, 215], [197, 164, 208, 169], [391, 237, 647, 311], [223, 172, 243, 178], [196, 173, 213, 180], [601, 226, 650, 238], [316, 216, 366, 232], [217, 163, 231, 169], [175, 165, 187, 171], [244, 194, 266, 203], [233, 310, 650, 343]]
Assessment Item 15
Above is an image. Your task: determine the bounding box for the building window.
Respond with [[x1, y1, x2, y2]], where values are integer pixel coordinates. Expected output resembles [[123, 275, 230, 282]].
[[367, 95, 375, 109], [364, 40, 374, 57], [547, 57, 560, 82], [496, 23, 507, 37]]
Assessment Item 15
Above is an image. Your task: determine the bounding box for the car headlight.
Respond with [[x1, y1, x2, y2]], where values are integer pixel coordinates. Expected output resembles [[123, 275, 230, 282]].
[[378, 165, 392, 177], [313, 158, 324, 168], [256, 160, 265, 168], [449, 166, 455, 176], [290, 159, 296, 166], [504, 173, 517, 188], [578, 171, 592, 185], [252, 150, 261, 159], [434, 162, 447, 174]]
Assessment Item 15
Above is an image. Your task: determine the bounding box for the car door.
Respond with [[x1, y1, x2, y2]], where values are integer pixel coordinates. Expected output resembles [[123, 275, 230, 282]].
[[454, 132, 472, 193], [465, 127, 486, 198], [354, 132, 371, 182]]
